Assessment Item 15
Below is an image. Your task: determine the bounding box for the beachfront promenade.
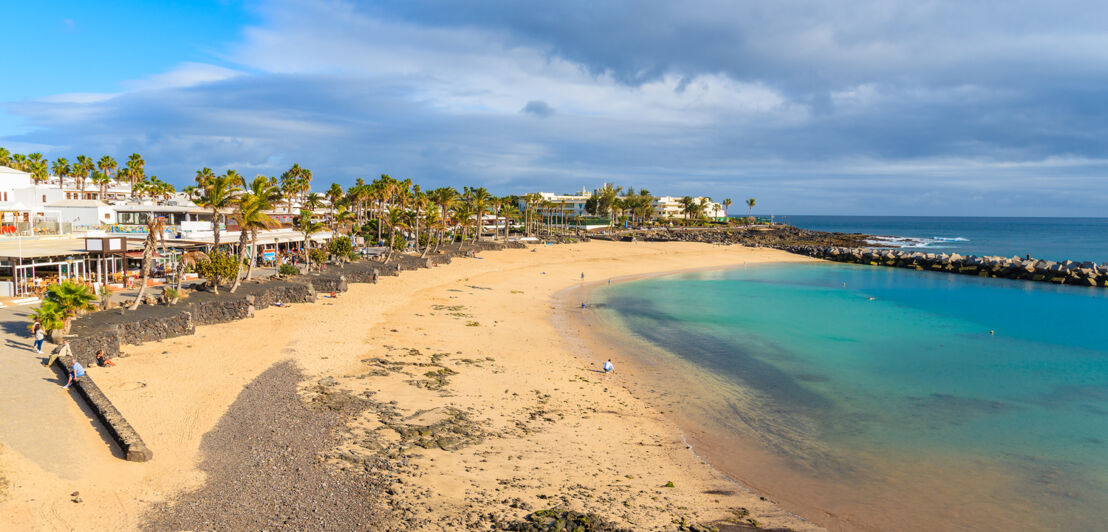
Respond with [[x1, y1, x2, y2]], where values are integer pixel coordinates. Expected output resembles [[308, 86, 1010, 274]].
[[0, 304, 119, 480]]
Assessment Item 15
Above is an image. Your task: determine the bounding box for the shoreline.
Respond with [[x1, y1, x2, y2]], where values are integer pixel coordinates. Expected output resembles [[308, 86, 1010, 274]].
[[560, 259, 1093, 532], [0, 241, 822, 531]]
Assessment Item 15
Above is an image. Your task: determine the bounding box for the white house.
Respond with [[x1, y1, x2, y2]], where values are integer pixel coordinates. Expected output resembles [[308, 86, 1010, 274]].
[[652, 196, 726, 221], [521, 188, 591, 217], [44, 199, 116, 227]]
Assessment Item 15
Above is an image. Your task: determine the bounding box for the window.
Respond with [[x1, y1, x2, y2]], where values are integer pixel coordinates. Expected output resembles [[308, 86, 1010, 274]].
[[42, 195, 46, 202], [104, 213, 110, 220]]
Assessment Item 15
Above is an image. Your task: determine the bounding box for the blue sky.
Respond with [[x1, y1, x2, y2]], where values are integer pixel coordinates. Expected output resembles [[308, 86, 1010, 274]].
[[2, 0, 1106, 215]]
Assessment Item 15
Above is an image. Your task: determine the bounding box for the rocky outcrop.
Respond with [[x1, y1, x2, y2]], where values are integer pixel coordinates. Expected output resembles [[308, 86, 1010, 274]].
[[617, 226, 875, 248], [51, 356, 153, 462], [783, 245, 1108, 288]]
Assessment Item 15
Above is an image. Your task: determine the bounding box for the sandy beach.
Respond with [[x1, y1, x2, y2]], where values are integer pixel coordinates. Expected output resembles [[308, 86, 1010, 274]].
[[0, 240, 824, 531]]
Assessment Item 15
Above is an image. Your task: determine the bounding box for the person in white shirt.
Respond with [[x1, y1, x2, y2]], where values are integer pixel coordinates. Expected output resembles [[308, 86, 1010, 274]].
[[32, 321, 46, 353], [603, 359, 614, 373]]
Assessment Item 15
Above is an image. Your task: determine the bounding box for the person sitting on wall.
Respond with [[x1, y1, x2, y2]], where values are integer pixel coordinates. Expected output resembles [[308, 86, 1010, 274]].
[[43, 340, 72, 367], [62, 360, 85, 390]]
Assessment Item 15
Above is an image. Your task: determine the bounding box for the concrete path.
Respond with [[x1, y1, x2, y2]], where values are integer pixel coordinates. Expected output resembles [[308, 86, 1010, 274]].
[[0, 305, 118, 479]]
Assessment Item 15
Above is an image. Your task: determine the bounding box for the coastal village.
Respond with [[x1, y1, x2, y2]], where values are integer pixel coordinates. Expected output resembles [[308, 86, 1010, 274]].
[[1, 151, 1104, 531], [0, 151, 814, 532]]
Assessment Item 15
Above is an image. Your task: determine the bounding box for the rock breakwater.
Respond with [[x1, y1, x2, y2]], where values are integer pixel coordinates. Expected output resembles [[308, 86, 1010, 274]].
[[783, 245, 1108, 287]]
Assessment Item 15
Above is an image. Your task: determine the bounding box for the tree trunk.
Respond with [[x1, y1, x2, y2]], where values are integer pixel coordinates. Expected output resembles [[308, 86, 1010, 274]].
[[130, 250, 153, 310], [212, 211, 222, 248], [304, 234, 312, 272], [246, 233, 258, 280], [229, 228, 250, 293]]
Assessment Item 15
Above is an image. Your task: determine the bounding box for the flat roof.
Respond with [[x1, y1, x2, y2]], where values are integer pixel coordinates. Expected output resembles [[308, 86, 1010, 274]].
[[113, 204, 207, 213], [0, 237, 142, 259]]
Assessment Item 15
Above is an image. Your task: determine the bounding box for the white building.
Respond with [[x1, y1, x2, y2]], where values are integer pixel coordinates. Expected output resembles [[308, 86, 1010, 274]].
[[652, 196, 726, 221], [0, 165, 65, 223], [521, 188, 591, 217], [44, 199, 116, 227]]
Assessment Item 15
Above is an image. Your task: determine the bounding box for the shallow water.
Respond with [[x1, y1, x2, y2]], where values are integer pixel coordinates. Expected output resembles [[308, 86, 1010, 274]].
[[592, 263, 1108, 531]]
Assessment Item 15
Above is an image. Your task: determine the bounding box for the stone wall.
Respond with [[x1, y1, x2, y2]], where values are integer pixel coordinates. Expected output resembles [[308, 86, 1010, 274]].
[[301, 273, 348, 294], [782, 245, 1108, 288], [50, 356, 153, 462]]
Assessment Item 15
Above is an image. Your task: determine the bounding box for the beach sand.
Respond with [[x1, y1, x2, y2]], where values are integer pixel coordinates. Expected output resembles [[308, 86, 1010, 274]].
[[0, 240, 823, 531]]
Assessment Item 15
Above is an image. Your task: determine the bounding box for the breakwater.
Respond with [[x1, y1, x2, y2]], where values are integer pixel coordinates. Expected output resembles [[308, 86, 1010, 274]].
[[781, 245, 1108, 287]]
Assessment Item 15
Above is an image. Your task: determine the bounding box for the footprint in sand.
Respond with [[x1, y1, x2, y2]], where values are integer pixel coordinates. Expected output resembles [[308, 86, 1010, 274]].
[[114, 381, 148, 391]]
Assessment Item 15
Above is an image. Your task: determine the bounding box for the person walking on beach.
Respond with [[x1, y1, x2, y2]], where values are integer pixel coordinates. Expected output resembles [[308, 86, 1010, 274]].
[[31, 320, 45, 353], [43, 340, 72, 368], [603, 359, 614, 373]]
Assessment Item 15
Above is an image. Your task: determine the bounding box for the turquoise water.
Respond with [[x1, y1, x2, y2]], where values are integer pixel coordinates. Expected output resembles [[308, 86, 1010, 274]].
[[594, 263, 1108, 530]]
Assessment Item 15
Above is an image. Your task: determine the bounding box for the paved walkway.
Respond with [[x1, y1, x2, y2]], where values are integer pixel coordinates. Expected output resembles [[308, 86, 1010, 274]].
[[0, 306, 120, 479]]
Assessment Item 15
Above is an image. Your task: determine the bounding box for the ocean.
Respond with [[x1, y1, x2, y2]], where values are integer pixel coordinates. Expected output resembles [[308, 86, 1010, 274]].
[[779, 215, 1108, 263], [590, 260, 1108, 531]]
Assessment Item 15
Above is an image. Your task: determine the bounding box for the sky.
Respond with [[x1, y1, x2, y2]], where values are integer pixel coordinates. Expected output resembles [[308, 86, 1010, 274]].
[[1, 0, 1107, 216]]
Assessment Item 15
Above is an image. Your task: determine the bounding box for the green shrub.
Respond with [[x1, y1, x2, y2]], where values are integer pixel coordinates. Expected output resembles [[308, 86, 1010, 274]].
[[328, 235, 353, 258], [391, 233, 406, 250], [309, 248, 327, 264], [195, 250, 240, 293], [278, 263, 300, 276]]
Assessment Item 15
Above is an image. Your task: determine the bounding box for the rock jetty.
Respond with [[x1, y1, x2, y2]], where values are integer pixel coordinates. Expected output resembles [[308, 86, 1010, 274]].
[[782, 245, 1108, 287]]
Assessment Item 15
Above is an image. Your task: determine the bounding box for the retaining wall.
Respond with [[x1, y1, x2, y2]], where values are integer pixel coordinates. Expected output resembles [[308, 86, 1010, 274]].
[[50, 356, 153, 462]]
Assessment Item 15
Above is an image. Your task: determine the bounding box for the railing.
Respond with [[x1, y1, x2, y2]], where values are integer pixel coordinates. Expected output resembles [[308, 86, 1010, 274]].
[[0, 221, 74, 236]]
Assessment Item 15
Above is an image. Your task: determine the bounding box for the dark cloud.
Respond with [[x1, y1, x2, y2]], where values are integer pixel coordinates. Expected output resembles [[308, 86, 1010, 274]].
[[521, 100, 553, 117], [1, 0, 1107, 215]]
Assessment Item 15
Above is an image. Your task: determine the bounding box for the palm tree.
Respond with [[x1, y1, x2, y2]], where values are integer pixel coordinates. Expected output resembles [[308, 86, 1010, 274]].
[[304, 192, 323, 211], [596, 184, 621, 232], [745, 197, 756, 221], [246, 175, 282, 204], [193, 169, 238, 248], [297, 209, 324, 271], [0, 147, 10, 167], [465, 187, 491, 242], [51, 157, 70, 188], [722, 198, 733, 219], [382, 206, 411, 263], [673, 197, 691, 226], [93, 171, 112, 200], [173, 251, 209, 294], [72, 155, 95, 193], [230, 193, 279, 292], [24, 153, 46, 187], [130, 216, 167, 310], [420, 207, 440, 258], [126, 154, 145, 197], [35, 280, 97, 338], [11, 153, 27, 171], [97, 155, 117, 191], [280, 164, 305, 213], [326, 183, 343, 229], [500, 204, 521, 240], [242, 176, 280, 280], [427, 187, 457, 249]]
